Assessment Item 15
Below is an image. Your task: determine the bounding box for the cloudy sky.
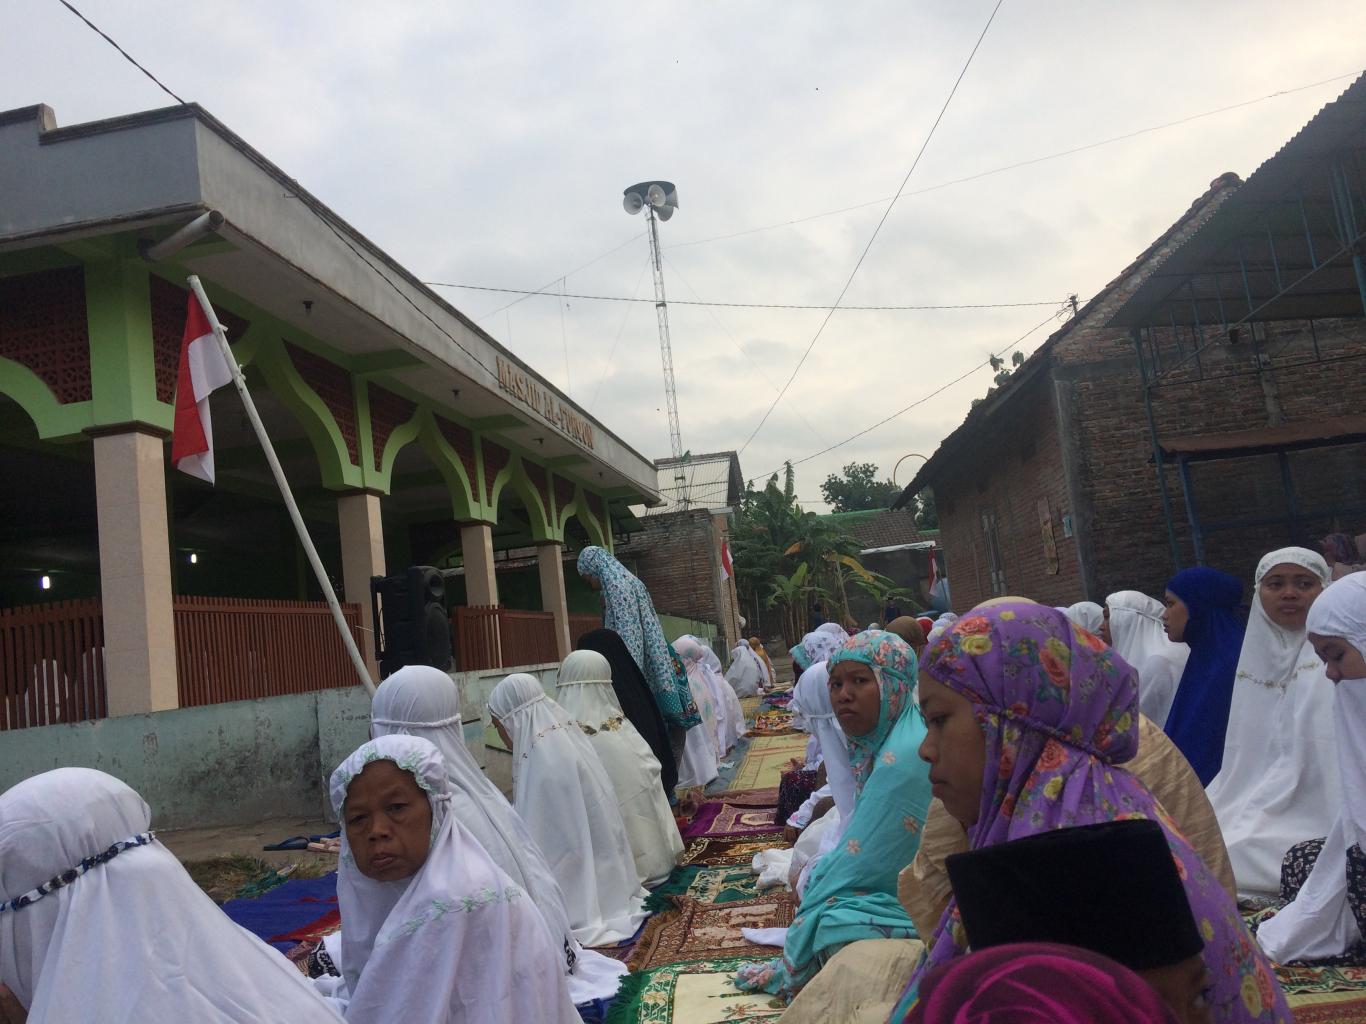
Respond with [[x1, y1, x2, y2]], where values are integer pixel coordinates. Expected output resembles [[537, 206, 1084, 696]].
[[8, 1, 1365, 508]]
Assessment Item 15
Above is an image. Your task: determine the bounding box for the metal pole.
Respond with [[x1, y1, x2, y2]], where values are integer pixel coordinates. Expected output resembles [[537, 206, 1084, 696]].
[[1134, 330, 1182, 572], [1175, 454, 1204, 566], [186, 275, 376, 695], [646, 206, 687, 469]]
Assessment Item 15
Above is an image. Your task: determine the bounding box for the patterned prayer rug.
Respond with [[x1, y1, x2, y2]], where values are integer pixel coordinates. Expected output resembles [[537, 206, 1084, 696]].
[[728, 734, 811, 791], [681, 834, 789, 867], [629, 892, 797, 972], [716, 787, 780, 807], [683, 802, 779, 840], [683, 866, 766, 906], [1277, 964, 1366, 996], [1289, 993, 1366, 1022], [606, 957, 785, 1024], [748, 708, 796, 736]]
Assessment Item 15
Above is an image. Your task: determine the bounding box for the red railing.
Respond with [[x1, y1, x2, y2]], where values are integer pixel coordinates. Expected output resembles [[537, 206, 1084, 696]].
[[453, 605, 598, 671], [0, 599, 107, 730], [174, 596, 363, 707]]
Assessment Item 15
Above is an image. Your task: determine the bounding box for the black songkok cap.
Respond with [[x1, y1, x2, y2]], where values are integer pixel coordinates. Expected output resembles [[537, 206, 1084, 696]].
[[945, 819, 1204, 971]]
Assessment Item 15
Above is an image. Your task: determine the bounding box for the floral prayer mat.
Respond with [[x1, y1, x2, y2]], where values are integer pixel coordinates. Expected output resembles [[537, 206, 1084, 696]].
[[680, 834, 788, 867], [629, 892, 797, 972], [1276, 964, 1366, 996], [728, 733, 811, 791], [606, 957, 784, 1024], [748, 708, 796, 736], [684, 802, 779, 840], [1289, 993, 1366, 1022]]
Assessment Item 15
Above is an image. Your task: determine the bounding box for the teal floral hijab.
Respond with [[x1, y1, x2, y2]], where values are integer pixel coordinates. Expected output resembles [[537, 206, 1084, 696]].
[[577, 546, 699, 730], [833, 629, 917, 790], [734, 631, 932, 1001]]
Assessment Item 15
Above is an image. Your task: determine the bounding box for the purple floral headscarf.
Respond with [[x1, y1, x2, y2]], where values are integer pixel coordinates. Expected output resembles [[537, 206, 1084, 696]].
[[827, 629, 916, 790], [896, 603, 1289, 1024]]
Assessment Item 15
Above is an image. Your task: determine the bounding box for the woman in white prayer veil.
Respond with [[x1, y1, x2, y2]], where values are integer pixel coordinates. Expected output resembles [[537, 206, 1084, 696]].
[[557, 650, 685, 886], [1063, 600, 1104, 634], [0, 767, 344, 1024], [1258, 572, 1366, 963], [368, 666, 627, 1003], [673, 637, 729, 761], [726, 641, 763, 697], [489, 673, 650, 946], [1208, 547, 1339, 894], [329, 735, 580, 1023], [1105, 590, 1190, 726], [791, 661, 859, 896], [692, 637, 746, 752]]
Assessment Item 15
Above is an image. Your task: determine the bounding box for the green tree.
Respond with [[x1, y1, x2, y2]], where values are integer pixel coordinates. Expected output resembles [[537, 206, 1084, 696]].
[[819, 461, 900, 512], [913, 489, 939, 530]]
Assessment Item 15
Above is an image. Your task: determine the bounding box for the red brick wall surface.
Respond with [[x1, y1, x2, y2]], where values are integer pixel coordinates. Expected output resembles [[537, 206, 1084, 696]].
[[619, 509, 728, 633]]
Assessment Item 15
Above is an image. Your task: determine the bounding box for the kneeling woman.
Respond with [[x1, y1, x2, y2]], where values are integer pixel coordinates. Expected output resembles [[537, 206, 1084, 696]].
[[489, 673, 650, 946], [735, 631, 933, 1001], [329, 734, 580, 1023], [891, 603, 1288, 1023]]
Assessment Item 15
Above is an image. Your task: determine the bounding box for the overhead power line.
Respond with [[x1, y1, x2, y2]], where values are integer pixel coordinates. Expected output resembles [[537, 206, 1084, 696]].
[[55, 0, 186, 104], [666, 70, 1364, 251], [425, 281, 1063, 312], [736, 0, 1006, 456]]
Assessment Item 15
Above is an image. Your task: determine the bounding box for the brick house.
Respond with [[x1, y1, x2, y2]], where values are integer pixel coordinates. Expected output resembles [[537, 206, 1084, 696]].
[[894, 72, 1366, 610]]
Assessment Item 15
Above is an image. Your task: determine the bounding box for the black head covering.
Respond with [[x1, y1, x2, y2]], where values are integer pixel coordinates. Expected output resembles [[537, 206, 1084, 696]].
[[576, 627, 678, 795], [945, 819, 1204, 971]]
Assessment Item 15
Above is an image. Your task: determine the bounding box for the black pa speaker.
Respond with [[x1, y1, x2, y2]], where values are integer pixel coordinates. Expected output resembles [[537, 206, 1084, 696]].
[[370, 566, 453, 679]]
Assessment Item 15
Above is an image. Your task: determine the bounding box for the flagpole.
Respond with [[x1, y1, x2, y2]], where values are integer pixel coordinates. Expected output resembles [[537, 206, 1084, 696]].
[[186, 275, 376, 696]]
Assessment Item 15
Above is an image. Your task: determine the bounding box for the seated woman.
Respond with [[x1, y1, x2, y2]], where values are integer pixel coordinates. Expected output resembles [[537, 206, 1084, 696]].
[[726, 639, 764, 697], [885, 616, 927, 656], [488, 673, 649, 946], [1162, 566, 1247, 784], [329, 735, 580, 1022], [556, 650, 684, 886], [734, 630, 933, 1001], [789, 641, 813, 682], [1207, 547, 1339, 895], [750, 637, 777, 689], [905, 944, 1180, 1024], [1105, 590, 1189, 726], [1258, 572, 1366, 965], [1063, 600, 1105, 634], [368, 665, 626, 1002], [0, 768, 345, 1023], [576, 627, 677, 797], [890, 603, 1288, 1023]]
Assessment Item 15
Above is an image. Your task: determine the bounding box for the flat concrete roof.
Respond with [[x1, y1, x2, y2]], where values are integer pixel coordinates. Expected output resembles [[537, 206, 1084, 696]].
[[0, 102, 660, 503]]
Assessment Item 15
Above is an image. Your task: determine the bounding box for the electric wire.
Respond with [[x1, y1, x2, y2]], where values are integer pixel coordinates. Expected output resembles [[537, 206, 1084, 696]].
[[470, 232, 646, 323], [736, 0, 1006, 456], [54, 0, 187, 104]]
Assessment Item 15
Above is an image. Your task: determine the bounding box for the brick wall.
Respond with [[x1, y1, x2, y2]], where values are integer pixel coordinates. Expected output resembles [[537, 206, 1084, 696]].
[[620, 508, 738, 645], [934, 371, 1083, 612]]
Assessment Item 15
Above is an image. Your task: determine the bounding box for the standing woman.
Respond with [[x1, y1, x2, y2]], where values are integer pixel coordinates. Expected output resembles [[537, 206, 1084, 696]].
[[726, 640, 764, 697], [893, 603, 1288, 1023], [1207, 548, 1338, 894], [576, 628, 677, 796], [695, 639, 746, 752], [1105, 590, 1189, 726], [734, 631, 933, 1002], [488, 673, 649, 946], [673, 637, 727, 769], [1258, 573, 1366, 965], [556, 650, 684, 886], [1161, 566, 1247, 785], [750, 637, 777, 689], [577, 546, 701, 762]]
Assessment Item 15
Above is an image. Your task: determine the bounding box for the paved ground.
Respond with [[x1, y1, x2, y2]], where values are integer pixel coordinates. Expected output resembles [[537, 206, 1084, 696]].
[[160, 816, 337, 868]]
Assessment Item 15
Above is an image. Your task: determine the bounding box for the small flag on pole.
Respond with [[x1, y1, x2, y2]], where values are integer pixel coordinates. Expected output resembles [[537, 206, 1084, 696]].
[[171, 291, 235, 483], [721, 540, 734, 581]]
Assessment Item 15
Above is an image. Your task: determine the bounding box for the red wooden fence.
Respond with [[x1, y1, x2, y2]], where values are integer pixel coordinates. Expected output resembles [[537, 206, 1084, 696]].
[[453, 606, 602, 671], [0, 599, 107, 730], [173, 596, 363, 707]]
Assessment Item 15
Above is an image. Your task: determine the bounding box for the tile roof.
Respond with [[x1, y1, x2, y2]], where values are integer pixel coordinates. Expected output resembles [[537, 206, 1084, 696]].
[[821, 509, 937, 550]]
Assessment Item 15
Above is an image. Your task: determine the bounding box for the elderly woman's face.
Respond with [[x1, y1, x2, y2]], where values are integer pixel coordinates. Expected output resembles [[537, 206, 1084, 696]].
[[917, 671, 987, 828], [343, 760, 433, 882]]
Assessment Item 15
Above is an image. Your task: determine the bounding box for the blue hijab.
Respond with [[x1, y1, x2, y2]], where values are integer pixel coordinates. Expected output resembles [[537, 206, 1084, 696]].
[[1162, 567, 1246, 785]]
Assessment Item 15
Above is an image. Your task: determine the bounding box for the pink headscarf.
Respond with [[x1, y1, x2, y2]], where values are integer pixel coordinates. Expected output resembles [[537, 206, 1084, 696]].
[[905, 943, 1179, 1023], [900, 603, 1289, 1024]]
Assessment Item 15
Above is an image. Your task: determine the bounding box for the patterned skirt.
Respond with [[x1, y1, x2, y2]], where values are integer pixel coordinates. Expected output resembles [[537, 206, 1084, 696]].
[[1277, 836, 1366, 966], [776, 768, 821, 828]]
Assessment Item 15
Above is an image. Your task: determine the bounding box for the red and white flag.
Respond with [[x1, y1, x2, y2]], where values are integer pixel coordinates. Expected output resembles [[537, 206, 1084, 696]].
[[721, 540, 734, 580], [171, 293, 234, 483]]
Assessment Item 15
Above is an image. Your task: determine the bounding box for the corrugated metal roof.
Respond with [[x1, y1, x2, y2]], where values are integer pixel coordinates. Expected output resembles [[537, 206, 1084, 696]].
[[639, 451, 743, 516], [1109, 72, 1366, 328]]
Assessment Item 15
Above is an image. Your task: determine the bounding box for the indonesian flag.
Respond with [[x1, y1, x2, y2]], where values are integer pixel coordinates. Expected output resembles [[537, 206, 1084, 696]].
[[171, 293, 234, 483], [721, 540, 734, 580]]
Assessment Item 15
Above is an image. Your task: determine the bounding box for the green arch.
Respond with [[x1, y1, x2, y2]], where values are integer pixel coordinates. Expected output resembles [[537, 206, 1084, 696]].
[[0, 357, 94, 440], [489, 456, 554, 542], [412, 411, 479, 521], [557, 485, 609, 549], [250, 333, 361, 491], [372, 405, 425, 493]]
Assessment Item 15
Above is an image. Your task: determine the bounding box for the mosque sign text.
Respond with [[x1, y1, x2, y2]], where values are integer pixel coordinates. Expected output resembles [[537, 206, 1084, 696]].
[[495, 355, 596, 450]]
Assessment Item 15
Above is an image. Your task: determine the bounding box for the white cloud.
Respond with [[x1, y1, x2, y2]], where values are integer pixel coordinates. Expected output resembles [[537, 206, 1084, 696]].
[[6, 0, 1364, 508]]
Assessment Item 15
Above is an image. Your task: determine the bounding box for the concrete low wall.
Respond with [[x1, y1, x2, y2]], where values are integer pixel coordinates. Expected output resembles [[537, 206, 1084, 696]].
[[0, 686, 373, 831], [0, 661, 563, 830]]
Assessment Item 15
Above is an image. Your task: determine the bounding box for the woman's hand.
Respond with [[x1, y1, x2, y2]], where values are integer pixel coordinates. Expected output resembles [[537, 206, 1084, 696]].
[[0, 984, 27, 1023], [783, 824, 800, 845]]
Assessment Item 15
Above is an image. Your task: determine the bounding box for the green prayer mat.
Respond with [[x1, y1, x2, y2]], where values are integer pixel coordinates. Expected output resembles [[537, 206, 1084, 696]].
[[607, 957, 785, 1024]]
